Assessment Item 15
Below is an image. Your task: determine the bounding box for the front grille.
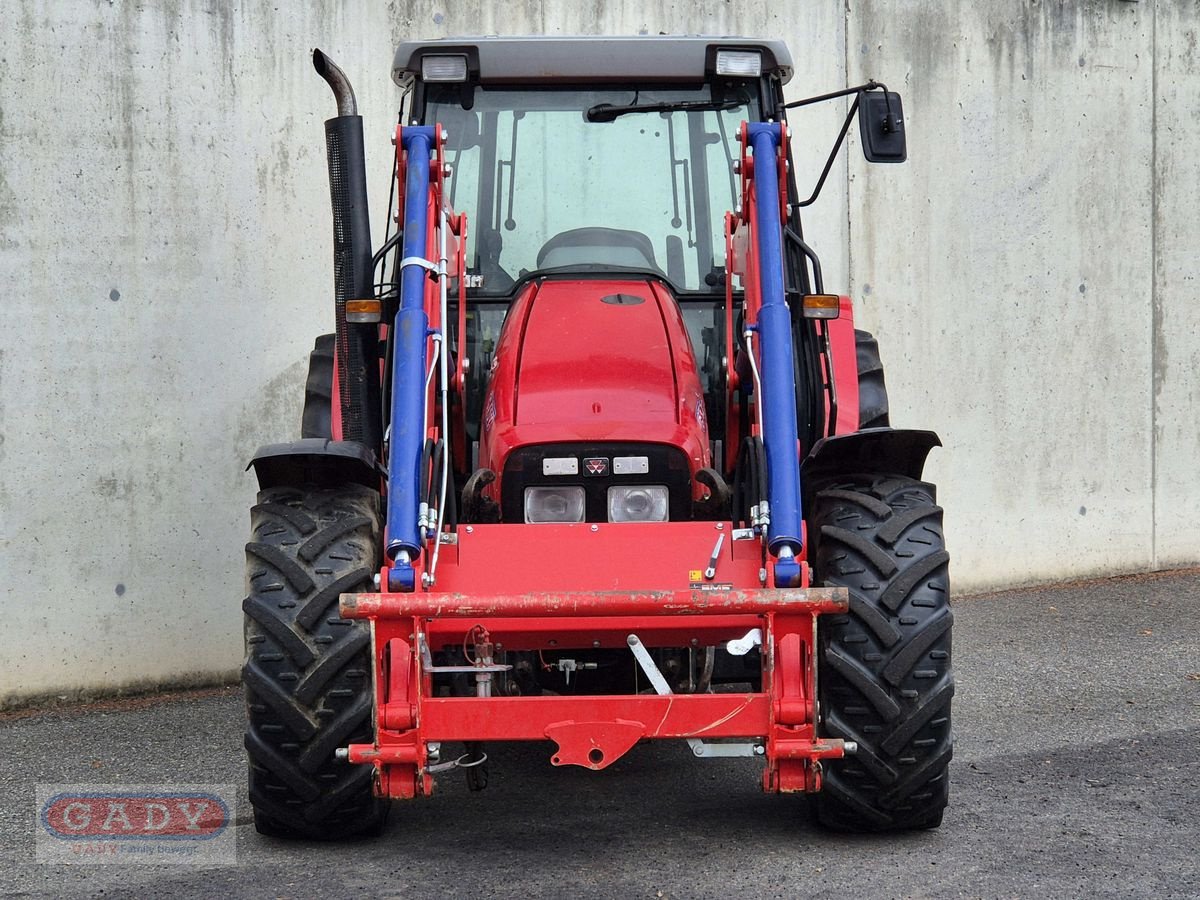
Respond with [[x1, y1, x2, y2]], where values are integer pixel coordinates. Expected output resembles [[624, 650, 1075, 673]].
[[501, 443, 692, 523]]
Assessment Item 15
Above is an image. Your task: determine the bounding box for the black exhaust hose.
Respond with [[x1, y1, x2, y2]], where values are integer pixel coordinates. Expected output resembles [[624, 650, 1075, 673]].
[[314, 49, 381, 452]]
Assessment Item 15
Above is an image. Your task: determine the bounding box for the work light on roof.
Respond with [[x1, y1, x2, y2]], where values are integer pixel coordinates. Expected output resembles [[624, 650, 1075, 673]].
[[421, 54, 468, 82], [715, 49, 762, 78]]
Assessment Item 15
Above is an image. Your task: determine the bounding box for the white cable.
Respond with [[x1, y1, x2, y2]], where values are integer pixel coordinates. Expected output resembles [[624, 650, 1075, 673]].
[[425, 206, 452, 587], [421, 334, 441, 529], [424, 337, 440, 393], [744, 328, 770, 531], [744, 328, 765, 438], [418, 335, 442, 539]]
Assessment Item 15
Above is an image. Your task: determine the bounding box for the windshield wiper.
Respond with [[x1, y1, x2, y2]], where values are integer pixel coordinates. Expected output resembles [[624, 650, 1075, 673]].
[[586, 98, 743, 123]]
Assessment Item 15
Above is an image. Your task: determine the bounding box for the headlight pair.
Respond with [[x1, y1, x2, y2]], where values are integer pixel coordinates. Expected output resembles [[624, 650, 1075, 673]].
[[523, 485, 669, 523]]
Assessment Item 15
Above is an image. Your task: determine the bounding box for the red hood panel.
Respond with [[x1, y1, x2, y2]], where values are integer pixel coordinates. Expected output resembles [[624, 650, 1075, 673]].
[[516, 280, 677, 427]]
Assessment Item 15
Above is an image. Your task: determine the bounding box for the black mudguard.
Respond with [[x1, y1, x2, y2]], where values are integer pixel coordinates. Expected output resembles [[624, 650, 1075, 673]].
[[800, 427, 941, 505], [247, 438, 382, 491]]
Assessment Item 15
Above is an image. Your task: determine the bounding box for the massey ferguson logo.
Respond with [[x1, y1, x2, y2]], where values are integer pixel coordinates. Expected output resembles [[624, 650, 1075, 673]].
[[583, 457, 609, 476]]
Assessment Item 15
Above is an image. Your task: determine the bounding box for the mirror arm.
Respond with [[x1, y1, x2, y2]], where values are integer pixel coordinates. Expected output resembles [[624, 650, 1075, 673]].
[[795, 93, 860, 209], [783, 79, 887, 110], [786, 80, 891, 208]]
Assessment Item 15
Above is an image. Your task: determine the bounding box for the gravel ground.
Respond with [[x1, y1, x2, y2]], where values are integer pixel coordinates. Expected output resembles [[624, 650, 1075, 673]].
[[1, 571, 1197, 898]]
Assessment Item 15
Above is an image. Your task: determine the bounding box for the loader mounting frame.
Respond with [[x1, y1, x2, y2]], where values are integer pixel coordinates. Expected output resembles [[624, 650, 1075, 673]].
[[340, 581, 851, 798]]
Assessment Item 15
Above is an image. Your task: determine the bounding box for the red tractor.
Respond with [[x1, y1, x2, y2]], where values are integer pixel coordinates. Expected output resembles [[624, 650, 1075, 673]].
[[243, 36, 952, 838]]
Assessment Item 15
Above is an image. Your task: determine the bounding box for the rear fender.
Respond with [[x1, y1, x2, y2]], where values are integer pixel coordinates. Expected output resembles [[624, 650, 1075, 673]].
[[248, 438, 382, 491], [800, 428, 941, 504]]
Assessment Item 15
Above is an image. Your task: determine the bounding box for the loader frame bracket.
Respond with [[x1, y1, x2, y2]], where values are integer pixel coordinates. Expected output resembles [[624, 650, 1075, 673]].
[[340, 586, 852, 799]]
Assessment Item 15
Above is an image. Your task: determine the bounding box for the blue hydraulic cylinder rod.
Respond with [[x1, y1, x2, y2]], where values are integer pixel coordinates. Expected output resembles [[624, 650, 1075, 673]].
[[386, 126, 437, 578], [746, 123, 804, 579]]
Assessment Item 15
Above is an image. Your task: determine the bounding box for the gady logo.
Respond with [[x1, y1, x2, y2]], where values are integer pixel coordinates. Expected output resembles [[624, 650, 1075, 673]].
[[41, 791, 229, 841]]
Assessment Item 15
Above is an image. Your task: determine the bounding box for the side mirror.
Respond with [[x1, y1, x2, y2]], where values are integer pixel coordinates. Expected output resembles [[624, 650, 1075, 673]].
[[858, 91, 906, 163]]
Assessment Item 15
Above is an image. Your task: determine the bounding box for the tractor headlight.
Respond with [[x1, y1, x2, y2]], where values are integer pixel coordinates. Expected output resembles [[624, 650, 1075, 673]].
[[607, 485, 669, 523], [524, 486, 585, 523], [420, 54, 468, 82], [715, 49, 762, 78]]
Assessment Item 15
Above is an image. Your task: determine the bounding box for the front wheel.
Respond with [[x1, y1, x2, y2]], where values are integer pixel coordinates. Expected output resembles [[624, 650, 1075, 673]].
[[810, 475, 953, 831], [242, 483, 385, 839]]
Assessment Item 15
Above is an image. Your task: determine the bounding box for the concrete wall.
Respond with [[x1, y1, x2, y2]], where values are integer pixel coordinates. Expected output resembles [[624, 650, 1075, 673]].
[[0, 0, 1195, 703]]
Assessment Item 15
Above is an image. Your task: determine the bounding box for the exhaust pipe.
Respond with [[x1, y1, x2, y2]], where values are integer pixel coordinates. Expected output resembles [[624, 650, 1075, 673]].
[[313, 49, 358, 116], [313, 48, 381, 452]]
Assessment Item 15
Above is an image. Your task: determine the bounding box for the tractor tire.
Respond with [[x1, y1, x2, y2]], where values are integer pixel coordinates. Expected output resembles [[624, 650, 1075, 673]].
[[810, 475, 953, 831], [855, 329, 890, 429], [242, 483, 385, 839], [301, 333, 335, 439]]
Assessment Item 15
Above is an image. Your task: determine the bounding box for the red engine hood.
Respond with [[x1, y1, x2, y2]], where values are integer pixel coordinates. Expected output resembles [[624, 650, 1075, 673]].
[[516, 280, 677, 427], [479, 277, 711, 479]]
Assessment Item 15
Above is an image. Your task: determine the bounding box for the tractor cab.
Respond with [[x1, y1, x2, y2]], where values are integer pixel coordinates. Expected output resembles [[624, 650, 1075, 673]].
[[393, 38, 795, 511], [393, 37, 789, 299]]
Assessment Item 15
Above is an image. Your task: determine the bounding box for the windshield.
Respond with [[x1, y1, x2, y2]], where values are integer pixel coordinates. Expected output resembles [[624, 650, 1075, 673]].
[[425, 84, 756, 296]]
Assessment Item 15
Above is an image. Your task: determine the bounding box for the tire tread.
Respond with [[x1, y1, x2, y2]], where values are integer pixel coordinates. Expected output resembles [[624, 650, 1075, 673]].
[[243, 484, 385, 840], [812, 475, 953, 832], [854, 330, 890, 430]]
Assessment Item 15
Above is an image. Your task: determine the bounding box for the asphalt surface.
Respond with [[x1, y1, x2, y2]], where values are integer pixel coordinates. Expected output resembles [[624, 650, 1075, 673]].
[[1, 571, 1198, 898]]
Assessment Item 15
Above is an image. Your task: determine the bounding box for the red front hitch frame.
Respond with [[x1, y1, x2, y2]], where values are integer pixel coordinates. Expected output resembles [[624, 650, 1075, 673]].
[[339, 584, 851, 799]]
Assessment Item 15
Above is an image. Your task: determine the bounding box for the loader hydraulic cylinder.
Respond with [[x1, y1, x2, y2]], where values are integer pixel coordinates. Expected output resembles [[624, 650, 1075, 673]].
[[385, 126, 437, 584], [747, 122, 804, 584]]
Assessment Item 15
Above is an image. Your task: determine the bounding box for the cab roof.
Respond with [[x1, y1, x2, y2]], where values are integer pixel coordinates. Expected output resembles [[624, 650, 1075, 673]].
[[393, 35, 793, 86]]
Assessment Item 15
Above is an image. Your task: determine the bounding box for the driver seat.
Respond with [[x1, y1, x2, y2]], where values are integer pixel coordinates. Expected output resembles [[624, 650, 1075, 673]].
[[536, 227, 660, 271]]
